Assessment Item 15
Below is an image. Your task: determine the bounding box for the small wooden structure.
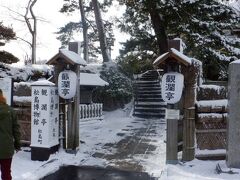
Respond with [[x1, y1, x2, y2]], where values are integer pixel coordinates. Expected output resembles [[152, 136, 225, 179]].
[[79, 72, 108, 121], [154, 48, 200, 162]]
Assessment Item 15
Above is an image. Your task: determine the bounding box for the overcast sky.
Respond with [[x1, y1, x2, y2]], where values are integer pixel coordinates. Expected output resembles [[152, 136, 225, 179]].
[[0, 0, 125, 63]]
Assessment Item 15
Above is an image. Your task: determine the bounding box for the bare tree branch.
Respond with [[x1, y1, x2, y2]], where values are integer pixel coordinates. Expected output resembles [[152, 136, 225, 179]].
[[16, 36, 32, 47]]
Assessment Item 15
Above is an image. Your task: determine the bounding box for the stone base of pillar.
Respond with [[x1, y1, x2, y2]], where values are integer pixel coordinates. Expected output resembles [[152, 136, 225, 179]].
[[31, 145, 59, 161]]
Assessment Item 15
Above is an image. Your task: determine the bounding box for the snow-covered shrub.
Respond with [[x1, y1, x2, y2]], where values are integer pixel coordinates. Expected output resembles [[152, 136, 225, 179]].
[[0, 62, 52, 82], [93, 62, 133, 111]]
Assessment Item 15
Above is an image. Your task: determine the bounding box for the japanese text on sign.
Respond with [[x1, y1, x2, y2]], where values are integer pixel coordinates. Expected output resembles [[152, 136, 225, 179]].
[[58, 70, 77, 99], [31, 85, 59, 148], [161, 72, 184, 104]]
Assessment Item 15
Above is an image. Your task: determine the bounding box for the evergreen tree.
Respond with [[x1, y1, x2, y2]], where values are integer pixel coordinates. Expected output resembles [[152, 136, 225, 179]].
[[118, 0, 240, 80], [0, 22, 19, 64], [165, 0, 240, 80], [58, 0, 114, 63]]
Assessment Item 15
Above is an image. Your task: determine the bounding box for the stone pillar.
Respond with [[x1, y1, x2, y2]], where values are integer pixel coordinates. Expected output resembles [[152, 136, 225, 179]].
[[227, 60, 240, 168]]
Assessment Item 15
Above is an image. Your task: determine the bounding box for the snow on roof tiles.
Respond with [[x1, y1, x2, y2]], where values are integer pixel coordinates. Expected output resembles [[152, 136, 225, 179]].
[[31, 79, 55, 86], [153, 48, 192, 67], [47, 49, 87, 66], [80, 73, 108, 86]]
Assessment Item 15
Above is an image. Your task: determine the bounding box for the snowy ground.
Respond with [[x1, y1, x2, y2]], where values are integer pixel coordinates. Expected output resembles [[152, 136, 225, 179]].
[[3, 102, 240, 180]]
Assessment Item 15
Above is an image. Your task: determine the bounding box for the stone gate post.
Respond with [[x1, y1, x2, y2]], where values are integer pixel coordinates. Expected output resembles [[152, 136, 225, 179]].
[[227, 60, 240, 168]]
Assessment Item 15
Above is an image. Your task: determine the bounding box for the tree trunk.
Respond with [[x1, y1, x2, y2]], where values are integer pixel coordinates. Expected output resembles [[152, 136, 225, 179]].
[[92, 0, 111, 62], [79, 0, 89, 62], [24, 0, 37, 64], [30, 0, 37, 64], [146, 1, 168, 55]]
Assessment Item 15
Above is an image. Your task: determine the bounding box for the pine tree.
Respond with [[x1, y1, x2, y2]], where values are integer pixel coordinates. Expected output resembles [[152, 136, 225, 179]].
[[118, 0, 240, 80], [0, 22, 19, 64], [58, 0, 114, 63], [164, 0, 240, 80]]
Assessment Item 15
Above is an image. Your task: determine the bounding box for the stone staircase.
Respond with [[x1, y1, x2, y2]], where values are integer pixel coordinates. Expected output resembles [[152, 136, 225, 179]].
[[133, 70, 166, 119]]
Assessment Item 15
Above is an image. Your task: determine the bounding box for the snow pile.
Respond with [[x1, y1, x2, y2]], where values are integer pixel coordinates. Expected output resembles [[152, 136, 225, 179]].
[[196, 99, 228, 108], [13, 96, 32, 103], [198, 113, 227, 119]]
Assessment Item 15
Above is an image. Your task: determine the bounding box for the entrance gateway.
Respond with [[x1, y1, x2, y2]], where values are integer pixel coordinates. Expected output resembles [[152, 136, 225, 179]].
[[153, 48, 201, 163]]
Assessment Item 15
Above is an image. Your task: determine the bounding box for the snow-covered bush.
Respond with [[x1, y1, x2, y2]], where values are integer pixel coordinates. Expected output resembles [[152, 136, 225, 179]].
[[93, 62, 133, 111], [0, 62, 52, 82]]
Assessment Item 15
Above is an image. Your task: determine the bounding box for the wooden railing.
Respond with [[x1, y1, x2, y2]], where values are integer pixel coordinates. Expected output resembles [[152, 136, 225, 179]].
[[79, 103, 103, 121]]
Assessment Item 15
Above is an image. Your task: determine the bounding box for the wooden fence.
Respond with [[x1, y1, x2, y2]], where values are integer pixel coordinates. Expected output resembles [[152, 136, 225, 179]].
[[195, 84, 227, 153], [79, 103, 103, 121], [13, 101, 31, 144]]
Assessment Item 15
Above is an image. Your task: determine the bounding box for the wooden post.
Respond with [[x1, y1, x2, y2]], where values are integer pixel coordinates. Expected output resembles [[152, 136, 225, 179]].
[[53, 61, 67, 149], [182, 62, 198, 161], [73, 64, 80, 150], [183, 107, 195, 161], [65, 64, 80, 153], [165, 61, 179, 164], [166, 105, 179, 164]]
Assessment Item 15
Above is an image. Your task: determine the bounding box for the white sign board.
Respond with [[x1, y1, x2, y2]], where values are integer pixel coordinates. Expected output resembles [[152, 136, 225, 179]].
[[58, 70, 77, 99], [31, 85, 59, 148], [161, 72, 184, 104], [0, 78, 12, 106], [166, 109, 180, 120]]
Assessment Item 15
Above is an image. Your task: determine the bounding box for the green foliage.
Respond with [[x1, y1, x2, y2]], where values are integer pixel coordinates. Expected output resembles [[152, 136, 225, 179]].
[[117, 0, 240, 80], [117, 54, 154, 78], [0, 22, 19, 64], [56, 22, 82, 46], [29, 70, 50, 81], [0, 51, 19, 64], [164, 0, 240, 80], [93, 63, 133, 110], [58, 0, 114, 60], [0, 22, 16, 46]]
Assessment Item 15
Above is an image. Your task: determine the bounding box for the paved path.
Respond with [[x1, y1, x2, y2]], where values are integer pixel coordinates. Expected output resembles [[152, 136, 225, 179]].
[[92, 117, 166, 173], [42, 165, 156, 180], [42, 116, 166, 179]]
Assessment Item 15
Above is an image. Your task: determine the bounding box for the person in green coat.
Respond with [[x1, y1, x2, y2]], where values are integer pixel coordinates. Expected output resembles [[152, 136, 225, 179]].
[[0, 89, 21, 180]]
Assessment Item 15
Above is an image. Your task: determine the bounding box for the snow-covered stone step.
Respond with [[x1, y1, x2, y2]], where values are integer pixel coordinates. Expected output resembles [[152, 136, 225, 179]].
[[137, 87, 161, 90], [137, 98, 164, 102], [137, 92, 162, 96], [137, 90, 162, 94], [136, 101, 167, 105], [135, 80, 159, 84], [136, 94, 162, 98], [137, 84, 160, 88], [135, 104, 166, 109], [134, 108, 165, 113], [135, 106, 166, 110], [133, 112, 165, 119]]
